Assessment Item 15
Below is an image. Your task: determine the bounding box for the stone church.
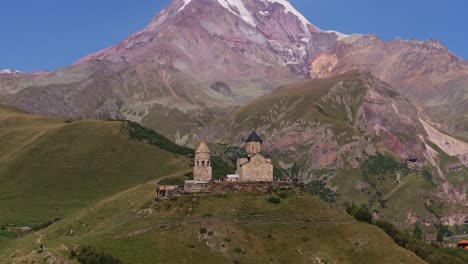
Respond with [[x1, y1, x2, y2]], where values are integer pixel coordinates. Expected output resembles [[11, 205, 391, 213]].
[[193, 141, 212, 182], [236, 131, 274, 182]]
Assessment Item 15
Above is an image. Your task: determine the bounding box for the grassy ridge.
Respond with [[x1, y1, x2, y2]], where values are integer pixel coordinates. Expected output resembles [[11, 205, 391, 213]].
[[214, 71, 366, 143], [124, 121, 234, 180], [0, 106, 190, 225], [0, 184, 425, 264]]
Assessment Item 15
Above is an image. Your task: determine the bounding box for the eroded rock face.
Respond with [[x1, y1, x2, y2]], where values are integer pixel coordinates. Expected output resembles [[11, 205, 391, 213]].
[[441, 213, 468, 226], [310, 34, 468, 138], [360, 75, 426, 163], [206, 72, 424, 171]]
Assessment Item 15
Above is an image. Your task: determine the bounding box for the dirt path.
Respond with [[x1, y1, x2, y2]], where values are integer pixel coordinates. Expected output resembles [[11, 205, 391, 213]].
[[35, 232, 43, 244]]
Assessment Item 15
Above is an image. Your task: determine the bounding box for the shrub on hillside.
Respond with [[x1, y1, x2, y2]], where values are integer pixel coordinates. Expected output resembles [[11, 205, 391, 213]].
[[422, 169, 434, 185], [413, 224, 423, 240], [267, 197, 281, 204], [76, 246, 122, 264], [305, 180, 337, 203], [233, 247, 243, 254], [159, 177, 185, 186], [361, 154, 408, 184], [184, 172, 194, 180], [31, 220, 54, 231], [345, 203, 372, 224]]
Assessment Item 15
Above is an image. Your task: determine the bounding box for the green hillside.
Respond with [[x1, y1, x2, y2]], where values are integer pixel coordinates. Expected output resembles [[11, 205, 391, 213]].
[[0, 183, 425, 264], [206, 72, 468, 229], [0, 105, 191, 225], [214, 71, 366, 140]]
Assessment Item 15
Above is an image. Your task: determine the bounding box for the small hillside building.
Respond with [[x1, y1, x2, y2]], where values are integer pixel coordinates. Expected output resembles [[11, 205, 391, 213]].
[[156, 185, 183, 199], [236, 131, 274, 182], [193, 141, 212, 182], [457, 240, 468, 250], [184, 180, 209, 193]]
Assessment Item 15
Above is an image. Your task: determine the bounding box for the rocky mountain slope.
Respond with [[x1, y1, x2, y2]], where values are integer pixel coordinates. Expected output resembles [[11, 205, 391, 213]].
[[310, 35, 468, 139], [204, 71, 468, 226], [0, 0, 466, 228], [205, 71, 426, 168], [3, 62, 236, 143], [1, 0, 466, 145], [0, 0, 345, 141], [77, 0, 343, 80]]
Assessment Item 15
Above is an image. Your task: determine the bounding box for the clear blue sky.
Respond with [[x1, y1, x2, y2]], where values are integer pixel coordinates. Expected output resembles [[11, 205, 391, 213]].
[[1, 0, 466, 72]]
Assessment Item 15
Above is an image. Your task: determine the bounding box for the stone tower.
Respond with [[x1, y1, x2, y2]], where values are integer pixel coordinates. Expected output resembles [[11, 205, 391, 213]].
[[245, 131, 262, 154], [193, 141, 212, 182]]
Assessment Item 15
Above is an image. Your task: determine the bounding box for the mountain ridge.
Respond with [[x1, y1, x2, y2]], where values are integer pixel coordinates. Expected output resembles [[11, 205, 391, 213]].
[[0, 0, 466, 227]]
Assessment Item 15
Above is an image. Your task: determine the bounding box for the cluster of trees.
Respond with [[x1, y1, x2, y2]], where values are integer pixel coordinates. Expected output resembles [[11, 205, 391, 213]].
[[345, 203, 372, 223], [346, 203, 468, 264], [124, 121, 194, 156], [211, 156, 234, 180], [73, 246, 123, 264], [125, 121, 234, 179]]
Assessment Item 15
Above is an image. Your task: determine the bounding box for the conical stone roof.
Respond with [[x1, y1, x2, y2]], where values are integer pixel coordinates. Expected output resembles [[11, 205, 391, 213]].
[[246, 131, 263, 143], [195, 141, 211, 153]]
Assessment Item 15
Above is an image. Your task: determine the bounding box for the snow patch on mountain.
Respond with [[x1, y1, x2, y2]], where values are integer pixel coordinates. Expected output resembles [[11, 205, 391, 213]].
[[179, 0, 192, 11], [325, 30, 350, 41], [180, 0, 257, 27], [0, 69, 22, 74], [260, 0, 312, 31], [216, 0, 257, 27]]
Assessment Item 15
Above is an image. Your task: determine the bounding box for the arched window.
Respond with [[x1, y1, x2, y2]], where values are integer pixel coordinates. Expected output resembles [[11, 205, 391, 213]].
[[202, 161, 205, 166], [207, 161, 210, 166], [197, 161, 199, 166]]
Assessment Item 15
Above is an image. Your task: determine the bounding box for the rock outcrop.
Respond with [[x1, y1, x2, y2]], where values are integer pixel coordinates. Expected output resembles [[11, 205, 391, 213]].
[[310, 35, 468, 139]]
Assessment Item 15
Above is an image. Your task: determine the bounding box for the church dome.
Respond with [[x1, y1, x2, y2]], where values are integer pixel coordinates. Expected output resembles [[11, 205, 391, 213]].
[[195, 141, 210, 153]]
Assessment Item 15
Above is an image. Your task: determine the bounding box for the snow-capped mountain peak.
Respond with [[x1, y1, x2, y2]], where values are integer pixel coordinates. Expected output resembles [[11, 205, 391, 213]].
[[260, 0, 311, 31], [180, 0, 315, 31], [0, 69, 22, 75], [180, 0, 259, 27], [78, 0, 349, 79]]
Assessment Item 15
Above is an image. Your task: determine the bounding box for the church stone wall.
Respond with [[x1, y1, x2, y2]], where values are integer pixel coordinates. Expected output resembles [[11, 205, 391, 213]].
[[246, 141, 261, 154], [239, 154, 273, 182], [194, 166, 212, 182]]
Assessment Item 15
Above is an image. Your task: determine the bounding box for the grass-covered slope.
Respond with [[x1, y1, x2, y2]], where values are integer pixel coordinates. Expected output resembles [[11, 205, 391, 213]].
[[213, 71, 366, 140], [0, 184, 425, 264], [204, 71, 467, 227], [0, 105, 191, 225]]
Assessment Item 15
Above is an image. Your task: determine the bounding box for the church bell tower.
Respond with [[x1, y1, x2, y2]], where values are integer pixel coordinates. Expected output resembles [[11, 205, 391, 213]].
[[193, 141, 212, 182], [245, 131, 262, 155]]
